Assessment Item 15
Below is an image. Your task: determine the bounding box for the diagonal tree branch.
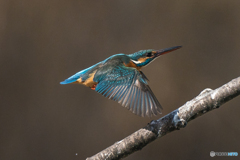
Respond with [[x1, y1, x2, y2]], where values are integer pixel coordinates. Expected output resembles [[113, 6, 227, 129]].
[[86, 76, 240, 160]]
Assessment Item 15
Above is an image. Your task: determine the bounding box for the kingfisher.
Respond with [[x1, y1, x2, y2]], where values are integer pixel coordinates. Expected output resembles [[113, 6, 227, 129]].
[[60, 46, 181, 117]]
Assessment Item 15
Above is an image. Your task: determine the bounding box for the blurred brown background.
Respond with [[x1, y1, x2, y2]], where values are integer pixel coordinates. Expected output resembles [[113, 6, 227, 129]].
[[1, 0, 240, 160]]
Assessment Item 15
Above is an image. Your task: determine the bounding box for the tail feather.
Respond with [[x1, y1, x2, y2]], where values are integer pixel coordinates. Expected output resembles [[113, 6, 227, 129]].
[[60, 72, 82, 85], [60, 61, 103, 85], [60, 78, 78, 84]]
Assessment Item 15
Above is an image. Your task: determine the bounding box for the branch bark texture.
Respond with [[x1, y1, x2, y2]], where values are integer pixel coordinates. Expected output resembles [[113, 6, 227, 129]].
[[87, 77, 240, 160]]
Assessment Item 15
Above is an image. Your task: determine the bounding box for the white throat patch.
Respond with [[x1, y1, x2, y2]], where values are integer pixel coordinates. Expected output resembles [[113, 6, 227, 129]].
[[131, 59, 141, 64]]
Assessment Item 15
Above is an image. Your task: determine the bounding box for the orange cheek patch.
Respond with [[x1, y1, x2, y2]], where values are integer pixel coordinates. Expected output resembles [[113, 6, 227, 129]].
[[138, 57, 151, 62], [138, 57, 146, 62]]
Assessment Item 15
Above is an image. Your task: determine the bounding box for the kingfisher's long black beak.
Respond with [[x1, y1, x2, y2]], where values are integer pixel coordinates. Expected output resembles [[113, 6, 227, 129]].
[[155, 46, 182, 57]]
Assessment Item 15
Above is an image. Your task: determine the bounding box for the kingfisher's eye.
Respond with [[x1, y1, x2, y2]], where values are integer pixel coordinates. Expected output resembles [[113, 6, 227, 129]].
[[146, 52, 153, 57]]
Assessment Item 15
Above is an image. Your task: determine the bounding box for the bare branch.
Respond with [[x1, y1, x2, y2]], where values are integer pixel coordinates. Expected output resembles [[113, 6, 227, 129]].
[[87, 77, 240, 160]]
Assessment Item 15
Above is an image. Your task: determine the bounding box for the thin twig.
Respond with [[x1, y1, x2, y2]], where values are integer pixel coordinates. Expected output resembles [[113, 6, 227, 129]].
[[87, 77, 240, 160]]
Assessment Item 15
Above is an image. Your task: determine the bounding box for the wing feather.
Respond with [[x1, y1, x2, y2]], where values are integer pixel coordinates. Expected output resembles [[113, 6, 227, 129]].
[[118, 85, 129, 103], [141, 92, 146, 117], [137, 90, 142, 116], [145, 92, 151, 117], [94, 59, 162, 117]]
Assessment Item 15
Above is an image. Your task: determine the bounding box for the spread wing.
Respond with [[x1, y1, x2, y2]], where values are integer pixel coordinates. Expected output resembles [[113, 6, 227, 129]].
[[93, 59, 162, 117]]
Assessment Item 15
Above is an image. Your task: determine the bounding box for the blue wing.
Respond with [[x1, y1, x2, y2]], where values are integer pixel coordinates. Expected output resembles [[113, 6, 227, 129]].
[[94, 59, 162, 117]]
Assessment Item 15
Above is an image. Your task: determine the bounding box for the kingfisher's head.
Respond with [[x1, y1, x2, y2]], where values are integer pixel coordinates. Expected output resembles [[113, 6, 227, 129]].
[[128, 46, 182, 68]]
